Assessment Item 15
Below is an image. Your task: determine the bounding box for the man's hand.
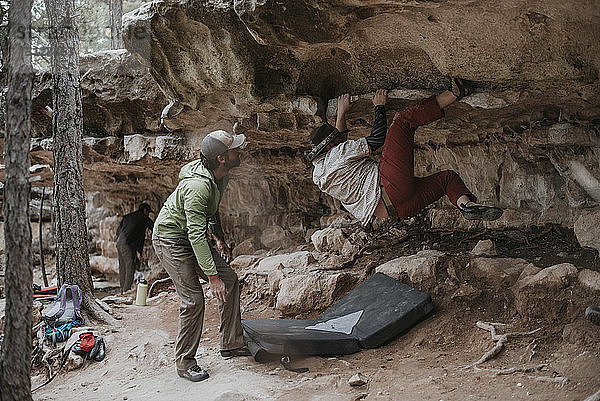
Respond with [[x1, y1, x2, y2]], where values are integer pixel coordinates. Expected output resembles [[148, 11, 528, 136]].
[[214, 236, 232, 263], [372, 89, 388, 106], [337, 93, 352, 116], [208, 274, 227, 302]]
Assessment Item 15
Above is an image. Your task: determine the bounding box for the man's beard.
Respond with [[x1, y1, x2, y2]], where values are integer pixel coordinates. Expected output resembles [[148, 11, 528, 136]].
[[224, 153, 240, 168]]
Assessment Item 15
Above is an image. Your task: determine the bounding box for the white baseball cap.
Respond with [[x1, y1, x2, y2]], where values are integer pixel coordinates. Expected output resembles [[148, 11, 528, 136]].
[[201, 130, 247, 159]]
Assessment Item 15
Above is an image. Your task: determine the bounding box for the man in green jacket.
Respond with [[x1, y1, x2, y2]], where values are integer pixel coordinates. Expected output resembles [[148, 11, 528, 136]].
[[152, 129, 250, 382]]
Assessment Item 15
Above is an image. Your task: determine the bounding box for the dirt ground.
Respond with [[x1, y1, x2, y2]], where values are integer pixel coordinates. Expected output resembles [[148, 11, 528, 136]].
[[27, 218, 600, 401], [31, 287, 600, 401]]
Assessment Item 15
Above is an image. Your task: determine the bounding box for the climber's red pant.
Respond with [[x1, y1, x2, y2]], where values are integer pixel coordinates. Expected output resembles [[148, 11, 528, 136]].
[[379, 95, 474, 218]]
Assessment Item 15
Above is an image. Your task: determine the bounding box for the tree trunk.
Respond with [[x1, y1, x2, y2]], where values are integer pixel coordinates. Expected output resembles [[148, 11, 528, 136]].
[[109, 0, 123, 50], [44, 0, 114, 323], [0, 0, 34, 399], [0, 2, 9, 83]]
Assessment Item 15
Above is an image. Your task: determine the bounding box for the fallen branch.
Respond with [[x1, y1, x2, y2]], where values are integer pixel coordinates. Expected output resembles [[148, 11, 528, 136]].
[[493, 364, 546, 375], [148, 277, 172, 298], [521, 339, 537, 362], [95, 298, 113, 314], [462, 321, 541, 370], [528, 375, 569, 387]]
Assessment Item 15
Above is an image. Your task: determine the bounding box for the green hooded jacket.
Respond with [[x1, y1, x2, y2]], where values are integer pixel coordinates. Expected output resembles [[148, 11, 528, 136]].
[[154, 159, 228, 276]]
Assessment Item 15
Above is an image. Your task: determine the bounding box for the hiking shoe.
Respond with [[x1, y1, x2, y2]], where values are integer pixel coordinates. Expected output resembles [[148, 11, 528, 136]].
[[451, 77, 475, 101], [585, 306, 600, 326], [459, 201, 503, 221], [177, 365, 209, 382], [220, 347, 252, 358]]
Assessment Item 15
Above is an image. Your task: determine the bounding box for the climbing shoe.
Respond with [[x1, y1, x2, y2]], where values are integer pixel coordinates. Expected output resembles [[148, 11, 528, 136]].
[[220, 347, 252, 358], [459, 201, 503, 221], [585, 306, 600, 326], [451, 77, 475, 101], [177, 365, 209, 382]]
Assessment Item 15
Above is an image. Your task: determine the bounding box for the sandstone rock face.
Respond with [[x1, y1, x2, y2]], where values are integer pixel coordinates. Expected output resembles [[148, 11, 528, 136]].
[[0, 298, 5, 330], [276, 272, 357, 315], [14, 0, 600, 263], [375, 250, 445, 284], [33, 50, 165, 137], [115, 0, 599, 235]]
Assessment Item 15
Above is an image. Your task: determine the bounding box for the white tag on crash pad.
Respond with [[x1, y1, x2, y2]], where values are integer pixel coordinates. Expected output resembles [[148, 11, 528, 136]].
[[304, 310, 363, 335]]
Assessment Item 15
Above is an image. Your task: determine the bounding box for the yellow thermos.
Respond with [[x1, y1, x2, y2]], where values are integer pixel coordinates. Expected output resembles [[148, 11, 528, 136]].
[[135, 278, 148, 306]]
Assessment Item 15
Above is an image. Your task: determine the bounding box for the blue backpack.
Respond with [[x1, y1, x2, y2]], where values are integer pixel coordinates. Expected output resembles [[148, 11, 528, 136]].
[[43, 322, 76, 346]]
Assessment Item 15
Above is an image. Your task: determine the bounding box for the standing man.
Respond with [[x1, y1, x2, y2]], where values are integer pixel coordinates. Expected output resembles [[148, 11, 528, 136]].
[[153, 130, 251, 382], [308, 79, 503, 227], [116, 202, 154, 294]]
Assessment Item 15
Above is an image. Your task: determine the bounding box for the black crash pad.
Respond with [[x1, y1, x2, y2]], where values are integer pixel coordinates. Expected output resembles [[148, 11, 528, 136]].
[[242, 273, 433, 361]]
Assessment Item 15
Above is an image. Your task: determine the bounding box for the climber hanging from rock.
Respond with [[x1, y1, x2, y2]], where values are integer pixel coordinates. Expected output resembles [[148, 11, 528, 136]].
[[307, 79, 503, 228]]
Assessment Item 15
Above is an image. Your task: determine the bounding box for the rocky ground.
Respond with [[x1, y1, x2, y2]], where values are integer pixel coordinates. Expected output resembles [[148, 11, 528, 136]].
[[16, 213, 598, 401]]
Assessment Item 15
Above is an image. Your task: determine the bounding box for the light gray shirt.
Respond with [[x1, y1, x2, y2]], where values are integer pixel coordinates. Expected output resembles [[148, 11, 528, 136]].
[[312, 138, 380, 226]]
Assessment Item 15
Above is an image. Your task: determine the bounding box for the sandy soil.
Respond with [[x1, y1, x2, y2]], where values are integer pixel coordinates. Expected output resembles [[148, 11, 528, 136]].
[[25, 218, 600, 400], [31, 281, 600, 401]]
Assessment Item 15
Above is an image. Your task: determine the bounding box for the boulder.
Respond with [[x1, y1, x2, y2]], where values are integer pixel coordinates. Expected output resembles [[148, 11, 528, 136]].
[[311, 227, 346, 253], [578, 269, 600, 292], [514, 263, 578, 291], [65, 352, 85, 371], [470, 257, 534, 286], [512, 263, 579, 322], [471, 240, 498, 256], [516, 264, 542, 282], [574, 210, 600, 253], [89, 255, 119, 275], [230, 254, 259, 270], [256, 251, 314, 272], [276, 272, 358, 314], [375, 250, 444, 283]]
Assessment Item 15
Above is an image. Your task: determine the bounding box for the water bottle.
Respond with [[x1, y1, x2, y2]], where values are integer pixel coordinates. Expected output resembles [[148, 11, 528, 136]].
[[135, 278, 148, 306]]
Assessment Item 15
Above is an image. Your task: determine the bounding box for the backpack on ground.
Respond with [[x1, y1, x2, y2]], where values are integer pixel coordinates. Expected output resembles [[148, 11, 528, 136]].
[[42, 284, 84, 327], [43, 322, 76, 346], [72, 332, 106, 362]]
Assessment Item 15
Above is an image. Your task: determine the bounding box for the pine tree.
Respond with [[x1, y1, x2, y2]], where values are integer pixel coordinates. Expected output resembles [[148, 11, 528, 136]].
[[0, 0, 34, 399], [44, 0, 113, 322], [110, 0, 123, 49]]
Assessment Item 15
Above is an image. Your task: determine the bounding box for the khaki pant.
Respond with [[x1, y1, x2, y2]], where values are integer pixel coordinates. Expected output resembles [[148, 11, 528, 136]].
[[152, 235, 244, 370]]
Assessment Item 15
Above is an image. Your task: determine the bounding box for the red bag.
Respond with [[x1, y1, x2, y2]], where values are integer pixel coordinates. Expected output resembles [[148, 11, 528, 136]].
[[79, 332, 95, 352]]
